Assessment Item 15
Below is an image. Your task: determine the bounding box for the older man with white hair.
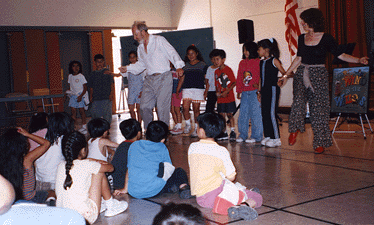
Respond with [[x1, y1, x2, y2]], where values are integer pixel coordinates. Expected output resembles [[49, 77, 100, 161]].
[[119, 22, 184, 129]]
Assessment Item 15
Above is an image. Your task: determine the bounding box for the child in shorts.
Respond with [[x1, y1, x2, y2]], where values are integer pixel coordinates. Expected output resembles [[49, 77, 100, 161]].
[[67, 61, 89, 133], [170, 64, 183, 135], [212, 49, 237, 141]]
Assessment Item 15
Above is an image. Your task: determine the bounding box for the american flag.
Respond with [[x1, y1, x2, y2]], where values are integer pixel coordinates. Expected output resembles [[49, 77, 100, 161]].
[[285, 0, 301, 56]]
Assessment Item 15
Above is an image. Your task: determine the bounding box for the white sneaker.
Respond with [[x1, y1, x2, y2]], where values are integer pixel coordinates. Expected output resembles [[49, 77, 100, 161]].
[[184, 124, 191, 134], [104, 198, 128, 217], [261, 137, 270, 146], [236, 137, 244, 143], [245, 138, 256, 143], [265, 139, 281, 147], [190, 127, 198, 137], [170, 126, 183, 135], [100, 198, 107, 213]]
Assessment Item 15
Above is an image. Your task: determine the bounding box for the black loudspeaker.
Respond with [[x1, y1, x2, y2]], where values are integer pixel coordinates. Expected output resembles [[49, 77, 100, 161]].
[[238, 19, 254, 44]]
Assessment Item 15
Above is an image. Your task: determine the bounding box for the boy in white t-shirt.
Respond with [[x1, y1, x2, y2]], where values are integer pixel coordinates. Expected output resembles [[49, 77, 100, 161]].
[[67, 61, 89, 133]]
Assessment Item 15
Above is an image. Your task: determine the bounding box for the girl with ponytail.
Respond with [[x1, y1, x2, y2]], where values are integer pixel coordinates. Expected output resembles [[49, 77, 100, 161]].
[[55, 131, 128, 224], [257, 38, 287, 148]]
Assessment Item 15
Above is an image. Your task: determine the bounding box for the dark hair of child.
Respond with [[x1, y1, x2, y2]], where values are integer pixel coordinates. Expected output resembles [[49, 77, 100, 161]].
[[242, 41, 259, 59], [184, 45, 205, 63], [0, 128, 29, 200], [196, 112, 226, 138], [29, 112, 48, 133], [61, 131, 87, 190], [87, 118, 110, 138], [119, 119, 142, 140], [68, 60, 83, 74], [146, 121, 169, 143], [257, 38, 280, 59], [300, 8, 325, 32], [210, 49, 226, 59], [94, 54, 105, 61], [209, 49, 220, 59], [152, 203, 206, 225], [128, 51, 137, 57], [45, 112, 74, 144]]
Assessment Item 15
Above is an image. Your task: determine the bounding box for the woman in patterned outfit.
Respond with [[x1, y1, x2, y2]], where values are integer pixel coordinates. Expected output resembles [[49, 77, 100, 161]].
[[280, 8, 368, 154]]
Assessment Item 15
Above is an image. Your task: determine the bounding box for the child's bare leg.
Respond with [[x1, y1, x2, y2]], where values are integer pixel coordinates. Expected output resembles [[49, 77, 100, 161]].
[[227, 113, 235, 128], [244, 199, 256, 208], [174, 106, 182, 124], [171, 105, 177, 125], [88, 173, 105, 212], [71, 107, 77, 123], [79, 108, 86, 124], [182, 100, 192, 120], [128, 104, 136, 120], [135, 103, 142, 123], [192, 102, 200, 123], [101, 175, 112, 201]]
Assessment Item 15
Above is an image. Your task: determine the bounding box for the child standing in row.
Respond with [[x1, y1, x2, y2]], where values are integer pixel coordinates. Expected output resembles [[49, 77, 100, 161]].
[[67, 60, 88, 133], [236, 42, 263, 143], [177, 45, 208, 137], [170, 64, 183, 135], [204, 50, 219, 113], [257, 38, 286, 147], [188, 113, 263, 221], [212, 49, 237, 141], [87, 118, 119, 162], [56, 131, 128, 224], [126, 51, 144, 123]]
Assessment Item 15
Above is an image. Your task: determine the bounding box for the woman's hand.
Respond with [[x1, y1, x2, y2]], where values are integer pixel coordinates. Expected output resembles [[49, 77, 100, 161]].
[[237, 93, 241, 99]]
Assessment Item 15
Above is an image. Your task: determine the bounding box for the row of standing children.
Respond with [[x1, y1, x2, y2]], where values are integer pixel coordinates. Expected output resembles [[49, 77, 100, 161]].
[[170, 39, 286, 148]]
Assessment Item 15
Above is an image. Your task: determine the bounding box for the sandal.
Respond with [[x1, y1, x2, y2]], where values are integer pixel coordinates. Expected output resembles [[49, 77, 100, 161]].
[[228, 203, 258, 221]]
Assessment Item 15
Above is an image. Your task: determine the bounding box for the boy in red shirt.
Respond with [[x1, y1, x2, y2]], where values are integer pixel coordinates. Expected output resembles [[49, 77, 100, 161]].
[[212, 49, 237, 141]]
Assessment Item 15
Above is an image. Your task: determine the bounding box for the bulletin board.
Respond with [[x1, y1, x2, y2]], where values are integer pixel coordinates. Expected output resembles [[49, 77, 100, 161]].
[[331, 66, 370, 114]]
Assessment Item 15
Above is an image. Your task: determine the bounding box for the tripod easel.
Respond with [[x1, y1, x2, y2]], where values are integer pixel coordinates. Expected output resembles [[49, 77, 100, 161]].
[[332, 113, 373, 139]]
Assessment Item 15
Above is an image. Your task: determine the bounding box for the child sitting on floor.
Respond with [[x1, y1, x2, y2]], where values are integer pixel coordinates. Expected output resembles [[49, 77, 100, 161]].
[[56, 131, 128, 224], [188, 112, 263, 221], [87, 118, 119, 162], [127, 121, 192, 199], [111, 119, 142, 194]]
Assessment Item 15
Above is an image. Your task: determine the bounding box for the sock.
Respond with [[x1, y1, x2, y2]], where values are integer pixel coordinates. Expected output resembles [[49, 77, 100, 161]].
[[177, 123, 182, 129], [231, 127, 235, 132], [185, 119, 191, 126]]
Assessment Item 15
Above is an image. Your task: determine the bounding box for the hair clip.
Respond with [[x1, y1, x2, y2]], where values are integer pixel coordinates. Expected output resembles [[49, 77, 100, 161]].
[[269, 38, 274, 43]]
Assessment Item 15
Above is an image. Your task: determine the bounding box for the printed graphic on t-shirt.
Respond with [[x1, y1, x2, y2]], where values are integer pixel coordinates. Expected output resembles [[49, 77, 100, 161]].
[[75, 78, 81, 83], [243, 71, 253, 86], [217, 72, 231, 89]]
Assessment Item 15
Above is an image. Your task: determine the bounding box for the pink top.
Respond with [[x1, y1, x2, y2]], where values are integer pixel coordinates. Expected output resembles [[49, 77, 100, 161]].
[[236, 58, 260, 93], [29, 128, 48, 152]]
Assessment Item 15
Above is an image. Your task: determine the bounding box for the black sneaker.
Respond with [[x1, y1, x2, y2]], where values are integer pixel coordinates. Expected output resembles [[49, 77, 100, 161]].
[[229, 131, 236, 141], [216, 131, 229, 141]]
